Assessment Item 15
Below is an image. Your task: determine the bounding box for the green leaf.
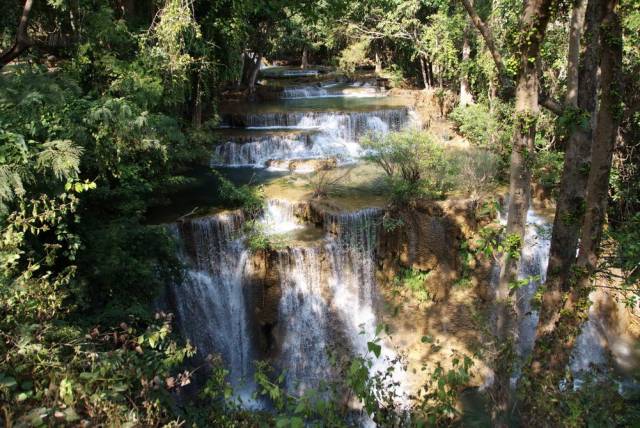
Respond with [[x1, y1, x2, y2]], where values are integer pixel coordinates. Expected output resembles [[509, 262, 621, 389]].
[[421, 335, 433, 343], [290, 416, 304, 428], [367, 341, 381, 358]]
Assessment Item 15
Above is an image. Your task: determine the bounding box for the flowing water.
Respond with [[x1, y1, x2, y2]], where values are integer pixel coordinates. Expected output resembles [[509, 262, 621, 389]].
[[170, 70, 414, 410], [166, 67, 638, 422], [169, 211, 254, 389]]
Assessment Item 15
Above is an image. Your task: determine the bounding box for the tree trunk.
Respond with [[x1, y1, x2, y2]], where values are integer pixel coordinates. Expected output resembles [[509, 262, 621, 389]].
[[0, 0, 35, 68], [521, 0, 622, 422], [192, 72, 203, 128], [301, 45, 309, 69], [242, 52, 262, 94], [459, 13, 475, 106], [565, 0, 588, 107], [535, 0, 601, 337], [492, 0, 556, 423], [428, 61, 434, 87], [419, 55, 429, 90], [375, 50, 382, 74]]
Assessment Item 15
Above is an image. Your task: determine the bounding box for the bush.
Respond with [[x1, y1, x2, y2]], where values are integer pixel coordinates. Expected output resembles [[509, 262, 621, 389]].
[[338, 39, 370, 74], [449, 102, 513, 172], [213, 170, 265, 217], [362, 131, 457, 204], [449, 149, 501, 197], [532, 149, 564, 191]]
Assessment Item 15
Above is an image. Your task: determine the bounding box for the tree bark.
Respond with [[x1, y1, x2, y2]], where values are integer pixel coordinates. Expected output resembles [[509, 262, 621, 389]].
[[460, 11, 475, 106], [419, 54, 429, 90], [535, 0, 601, 336], [491, 0, 556, 423], [565, 0, 588, 107], [301, 45, 309, 69], [521, 0, 622, 422], [0, 0, 35, 68], [242, 52, 262, 94]]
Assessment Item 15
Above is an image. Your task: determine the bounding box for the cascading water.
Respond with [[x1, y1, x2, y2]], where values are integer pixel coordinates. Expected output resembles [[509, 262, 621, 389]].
[[282, 86, 329, 99], [509, 210, 552, 385], [212, 134, 314, 167], [260, 199, 303, 234], [281, 83, 382, 99], [220, 109, 410, 137], [275, 246, 333, 394], [513, 212, 552, 358], [214, 109, 410, 168], [170, 211, 254, 390]]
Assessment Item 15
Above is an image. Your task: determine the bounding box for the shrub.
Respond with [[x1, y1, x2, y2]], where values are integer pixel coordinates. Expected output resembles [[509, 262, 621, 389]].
[[449, 102, 513, 172], [449, 149, 501, 197], [213, 170, 265, 217], [338, 39, 370, 74], [533, 146, 564, 192], [362, 131, 457, 204]]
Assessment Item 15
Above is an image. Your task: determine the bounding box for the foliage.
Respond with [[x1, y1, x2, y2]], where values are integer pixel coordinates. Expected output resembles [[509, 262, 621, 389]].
[[395, 268, 431, 302], [338, 39, 371, 74], [214, 170, 265, 218], [449, 148, 502, 197], [560, 376, 640, 427], [248, 326, 475, 427], [362, 130, 457, 204], [449, 102, 513, 169], [242, 220, 290, 252], [533, 148, 565, 191]]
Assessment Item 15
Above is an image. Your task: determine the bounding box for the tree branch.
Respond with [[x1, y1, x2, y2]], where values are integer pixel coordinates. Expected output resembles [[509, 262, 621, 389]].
[[459, 0, 510, 90], [0, 0, 35, 68], [539, 92, 564, 115]]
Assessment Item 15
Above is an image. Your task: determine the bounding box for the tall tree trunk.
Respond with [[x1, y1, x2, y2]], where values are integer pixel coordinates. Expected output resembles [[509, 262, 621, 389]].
[[565, 0, 588, 107], [419, 55, 429, 90], [242, 52, 262, 94], [460, 12, 475, 106], [428, 61, 434, 87], [301, 45, 309, 69], [521, 0, 622, 422], [492, 0, 556, 423], [535, 0, 601, 337]]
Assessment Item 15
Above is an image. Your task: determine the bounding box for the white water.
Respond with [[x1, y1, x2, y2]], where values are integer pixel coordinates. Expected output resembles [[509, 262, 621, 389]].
[[259, 199, 303, 234], [170, 212, 254, 389], [281, 83, 383, 99], [214, 109, 409, 168], [275, 246, 333, 394]]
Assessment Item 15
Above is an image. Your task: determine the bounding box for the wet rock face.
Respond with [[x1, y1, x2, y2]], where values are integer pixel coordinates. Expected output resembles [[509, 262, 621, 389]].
[[377, 199, 494, 301]]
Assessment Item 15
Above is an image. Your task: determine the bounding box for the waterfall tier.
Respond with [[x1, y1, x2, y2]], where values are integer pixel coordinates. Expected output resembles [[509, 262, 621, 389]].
[[219, 108, 410, 137], [169, 211, 254, 387]]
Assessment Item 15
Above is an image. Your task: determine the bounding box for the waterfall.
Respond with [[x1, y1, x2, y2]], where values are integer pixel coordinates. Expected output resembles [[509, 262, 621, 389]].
[[275, 246, 333, 394], [212, 134, 314, 167], [282, 86, 329, 99], [513, 211, 552, 359], [324, 209, 382, 353], [281, 83, 382, 99], [219, 109, 410, 138], [260, 199, 303, 235], [214, 110, 410, 168], [170, 211, 254, 388]]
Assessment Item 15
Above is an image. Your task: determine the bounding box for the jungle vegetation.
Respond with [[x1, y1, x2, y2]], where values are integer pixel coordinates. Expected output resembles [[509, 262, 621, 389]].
[[1, 0, 639, 426]]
